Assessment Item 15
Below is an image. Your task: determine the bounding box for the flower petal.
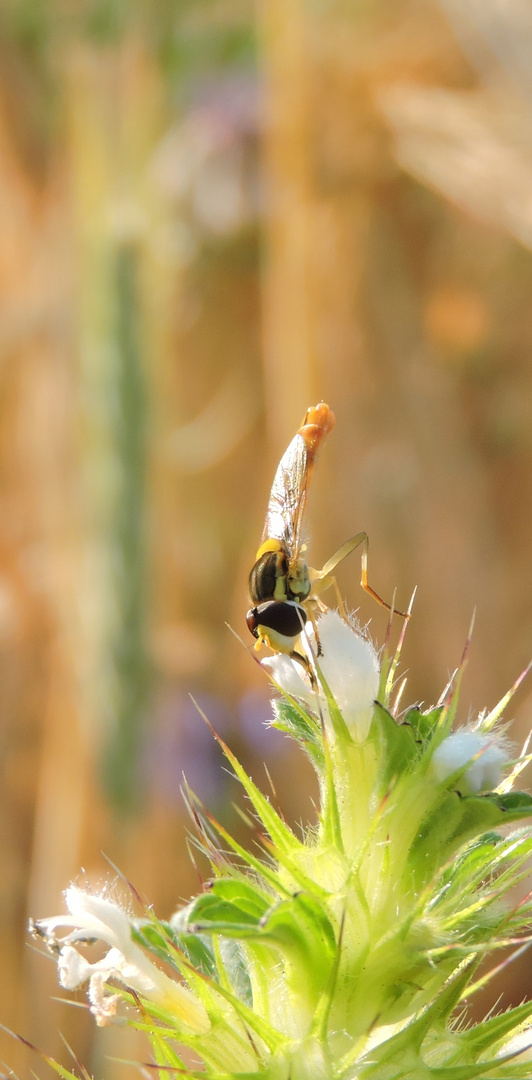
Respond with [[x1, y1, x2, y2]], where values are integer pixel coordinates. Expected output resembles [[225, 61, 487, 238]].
[[263, 611, 380, 741], [58, 945, 94, 990]]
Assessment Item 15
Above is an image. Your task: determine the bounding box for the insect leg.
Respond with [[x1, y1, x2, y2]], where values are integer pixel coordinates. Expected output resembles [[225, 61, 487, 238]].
[[310, 573, 350, 622], [310, 533, 367, 621], [359, 533, 410, 620], [315, 532, 367, 579], [312, 532, 409, 620], [290, 648, 317, 687], [305, 602, 324, 656]]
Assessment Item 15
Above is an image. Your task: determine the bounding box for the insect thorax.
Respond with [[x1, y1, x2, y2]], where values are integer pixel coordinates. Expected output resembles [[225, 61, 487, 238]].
[[249, 540, 311, 605]]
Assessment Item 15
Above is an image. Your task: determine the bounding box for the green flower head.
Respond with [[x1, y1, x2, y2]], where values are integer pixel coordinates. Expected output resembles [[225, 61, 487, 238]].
[[33, 608, 532, 1080]]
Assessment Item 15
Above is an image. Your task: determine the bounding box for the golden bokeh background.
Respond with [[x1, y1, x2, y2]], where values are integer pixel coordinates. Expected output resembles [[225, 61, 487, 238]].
[[1, 1, 532, 1075]]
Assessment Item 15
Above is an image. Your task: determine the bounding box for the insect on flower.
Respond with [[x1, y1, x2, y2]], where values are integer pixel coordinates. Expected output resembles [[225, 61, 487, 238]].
[[246, 402, 407, 674]]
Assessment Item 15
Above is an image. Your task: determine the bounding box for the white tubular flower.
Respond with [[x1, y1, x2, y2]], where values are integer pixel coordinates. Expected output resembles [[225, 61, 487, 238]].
[[431, 728, 509, 795], [57, 941, 168, 1026], [36, 886, 210, 1033], [262, 610, 380, 741]]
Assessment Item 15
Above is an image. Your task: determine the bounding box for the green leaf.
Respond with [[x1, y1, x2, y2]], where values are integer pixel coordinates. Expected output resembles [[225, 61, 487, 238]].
[[132, 919, 215, 979], [371, 702, 421, 789], [260, 891, 336, 963], [403, 705, 444, 744], [436, 832, 504, 896], [261, 892, 337, 1004], [490, 790, 532, 816], [410, 786, 532, 883], [185, 891, 268, 934], [271, 697, 324, 768], [183, 886, 336, 1000], [216, 936, 253, 1007], [409, 792, 493, 882], [207, 877, 272, 917]]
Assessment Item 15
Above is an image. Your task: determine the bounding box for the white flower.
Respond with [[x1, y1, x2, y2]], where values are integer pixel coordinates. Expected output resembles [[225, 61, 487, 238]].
[[262, 610, 380, 741], [36, 886, 210, 1032], [431, 728, 509, 795]]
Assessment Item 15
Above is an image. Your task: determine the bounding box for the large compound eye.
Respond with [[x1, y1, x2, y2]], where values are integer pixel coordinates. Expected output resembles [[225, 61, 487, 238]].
[[246, 606, 260, 638], [246, 600, 307, 641], [249, 549, 288, 605]]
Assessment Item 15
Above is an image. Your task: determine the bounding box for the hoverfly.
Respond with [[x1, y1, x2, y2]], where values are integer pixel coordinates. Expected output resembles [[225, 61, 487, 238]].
[[246, 402, 406, 673]]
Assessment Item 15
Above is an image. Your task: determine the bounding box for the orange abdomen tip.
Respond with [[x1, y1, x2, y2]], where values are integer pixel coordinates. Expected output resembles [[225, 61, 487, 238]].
[[298, 402, 336, 458]]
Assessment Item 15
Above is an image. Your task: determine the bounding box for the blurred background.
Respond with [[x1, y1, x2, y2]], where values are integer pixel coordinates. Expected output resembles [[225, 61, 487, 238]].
[[1, 0, 532, 1075]]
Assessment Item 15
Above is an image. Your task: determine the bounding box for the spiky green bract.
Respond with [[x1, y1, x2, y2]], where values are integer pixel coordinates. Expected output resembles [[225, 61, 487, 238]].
[[34, 611, 532, 1079]]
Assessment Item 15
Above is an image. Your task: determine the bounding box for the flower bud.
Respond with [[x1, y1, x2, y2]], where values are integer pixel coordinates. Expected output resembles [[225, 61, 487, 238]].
[[431, 728, 509, 794]]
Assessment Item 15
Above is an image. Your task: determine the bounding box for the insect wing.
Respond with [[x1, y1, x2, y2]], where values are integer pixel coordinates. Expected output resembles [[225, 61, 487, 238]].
[[261, 429, 309, 557], [260, 403, 336, 564]]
